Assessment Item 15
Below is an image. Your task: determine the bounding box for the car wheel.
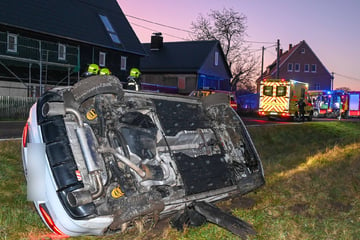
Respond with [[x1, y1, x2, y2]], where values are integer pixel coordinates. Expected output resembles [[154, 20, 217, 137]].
[[313, 110, 319, 118], [307, 113, 313, 121], [71, 75, 124, 104]]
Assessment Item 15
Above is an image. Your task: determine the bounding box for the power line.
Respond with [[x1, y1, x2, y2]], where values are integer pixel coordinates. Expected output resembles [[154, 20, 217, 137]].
[[334, 72, 360, 82], [130, 22, 189, 41], [244, 40, 276, 44], [264, 44, 277, 49], [127, 14, 276, 45], [126, 14, 193, 34], [129, 14, 276, 49]]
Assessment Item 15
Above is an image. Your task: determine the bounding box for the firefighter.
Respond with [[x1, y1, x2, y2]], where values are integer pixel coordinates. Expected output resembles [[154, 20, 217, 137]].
[[83, 63, 100, 77], [127, 68, 141, 91], [296, 98, 306, 122], [333, 96, 342, 120], [99, 68, 111, 75]]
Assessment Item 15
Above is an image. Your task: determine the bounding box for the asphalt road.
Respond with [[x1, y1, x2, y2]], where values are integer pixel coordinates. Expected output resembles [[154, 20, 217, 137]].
[[0, 121, 25, 139]]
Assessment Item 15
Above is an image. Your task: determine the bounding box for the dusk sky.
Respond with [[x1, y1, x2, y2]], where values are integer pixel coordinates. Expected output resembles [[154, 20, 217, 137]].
[[117, 0, 360, 90]]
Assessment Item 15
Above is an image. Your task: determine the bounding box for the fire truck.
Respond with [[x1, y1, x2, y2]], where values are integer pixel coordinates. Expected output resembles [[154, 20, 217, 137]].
[[342, 91, 360, 118], [258, 79, 313, 120], [308, 90, 346, 118]]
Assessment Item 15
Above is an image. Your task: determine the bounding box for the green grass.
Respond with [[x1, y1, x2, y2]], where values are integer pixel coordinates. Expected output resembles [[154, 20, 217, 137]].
[[1, 121, 360, 240], [0, 140, 47, 240], [245, 121, 360, 240]]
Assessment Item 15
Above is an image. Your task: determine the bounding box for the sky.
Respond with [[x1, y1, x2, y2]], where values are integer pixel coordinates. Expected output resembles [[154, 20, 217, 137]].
[[117, 0, 360, 90]]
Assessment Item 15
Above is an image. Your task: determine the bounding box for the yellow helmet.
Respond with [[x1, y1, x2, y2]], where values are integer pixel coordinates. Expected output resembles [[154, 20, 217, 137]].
[[130, 68, 141, 78], [99, 68, 111, 75], [87, 64, 100, 75]]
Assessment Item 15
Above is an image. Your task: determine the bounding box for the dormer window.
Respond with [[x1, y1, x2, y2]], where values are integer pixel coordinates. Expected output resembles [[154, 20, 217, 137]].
[[7, 33, 17, 53], [99, 14, 121, 44]]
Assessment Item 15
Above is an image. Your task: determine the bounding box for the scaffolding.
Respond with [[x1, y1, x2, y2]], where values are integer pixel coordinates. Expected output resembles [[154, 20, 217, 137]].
[[0, 31, 80, 97]]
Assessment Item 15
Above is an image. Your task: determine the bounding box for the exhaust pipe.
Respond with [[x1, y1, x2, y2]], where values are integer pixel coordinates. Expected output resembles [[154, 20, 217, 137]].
[[98, 147, 146, 178], [43, 102, 105, 205], [67, 172, 104, 207]]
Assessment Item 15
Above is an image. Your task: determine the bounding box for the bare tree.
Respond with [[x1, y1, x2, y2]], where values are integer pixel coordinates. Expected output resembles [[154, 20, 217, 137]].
[[191, 8, 259, 92]]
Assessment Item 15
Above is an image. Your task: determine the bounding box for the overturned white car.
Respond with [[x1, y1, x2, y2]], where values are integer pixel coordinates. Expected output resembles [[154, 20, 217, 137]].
[[22, 75, 264, 239]]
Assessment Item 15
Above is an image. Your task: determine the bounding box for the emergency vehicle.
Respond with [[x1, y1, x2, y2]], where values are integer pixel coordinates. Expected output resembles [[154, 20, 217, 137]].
[[258, 79, 313, 120], [308, 90, 345, 118], [189, 89, 237, 110], [342, 91, 360, 118]]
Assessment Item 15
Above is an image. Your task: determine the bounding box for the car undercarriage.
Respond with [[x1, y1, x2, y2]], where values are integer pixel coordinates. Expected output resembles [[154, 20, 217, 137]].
[[22, 75, 264, 239]]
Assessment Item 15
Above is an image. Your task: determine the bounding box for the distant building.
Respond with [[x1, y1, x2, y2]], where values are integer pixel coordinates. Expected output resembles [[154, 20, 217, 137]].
[[0, 0, 145, 97], [140, 33, 232, 95], [257, 40, 332, 91]]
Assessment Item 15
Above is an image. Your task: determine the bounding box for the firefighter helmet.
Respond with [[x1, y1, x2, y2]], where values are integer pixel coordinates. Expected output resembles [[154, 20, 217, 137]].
[[87, 64, 100, 75], [99, 68, 111, 75], [129, 68, 141, 78]]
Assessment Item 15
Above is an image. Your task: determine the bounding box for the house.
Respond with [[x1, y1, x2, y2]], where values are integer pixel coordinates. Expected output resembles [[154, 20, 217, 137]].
[[140, 33, 232, 95], [0, 0, 145, 97], [257, 40, 333, 91]]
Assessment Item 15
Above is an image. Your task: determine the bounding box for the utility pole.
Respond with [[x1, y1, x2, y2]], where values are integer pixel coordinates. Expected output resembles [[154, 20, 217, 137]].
[[261, 46, 264, 78], [276, 39, 280, 79]]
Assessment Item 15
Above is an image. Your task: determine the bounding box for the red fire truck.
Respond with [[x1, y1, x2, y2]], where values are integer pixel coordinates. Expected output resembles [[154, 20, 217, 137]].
[[308, 90, 346, 118], [342, 91, 360, 118]]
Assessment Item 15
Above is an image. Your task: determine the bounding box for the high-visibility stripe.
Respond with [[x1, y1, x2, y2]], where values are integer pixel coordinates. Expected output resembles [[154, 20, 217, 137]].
[[259, 80, 290, 113]]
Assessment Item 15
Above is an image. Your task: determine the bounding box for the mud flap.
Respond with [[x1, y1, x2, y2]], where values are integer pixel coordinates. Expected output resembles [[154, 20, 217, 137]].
[[170, 201, 256, 239]]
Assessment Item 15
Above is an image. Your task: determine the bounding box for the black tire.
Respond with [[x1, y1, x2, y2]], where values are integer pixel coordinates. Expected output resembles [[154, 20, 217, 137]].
[[313, 110, 319, 118], [307, 113, 313, 121], [71, 75, 124, 104]]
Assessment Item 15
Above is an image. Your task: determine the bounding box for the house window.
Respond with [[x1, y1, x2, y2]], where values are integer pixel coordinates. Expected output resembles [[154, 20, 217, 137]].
[[58, 43, 66, 60], [304, 64, 309, 72], [99, 14, 121, 44], [99, 52, 106, 67], [287, 63, 293, 72], [295, 63, 300, 72], [311, 64, 317, 73], [7, 33, 17, 53], [214, 51, 219, 66], [301, 48, 305, 54], [120, 56, 127, 70]]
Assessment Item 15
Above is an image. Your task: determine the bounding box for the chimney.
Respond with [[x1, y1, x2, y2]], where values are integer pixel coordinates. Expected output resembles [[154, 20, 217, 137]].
[[279, 49, 283, 56], [289, 44, 292, 50], [150, 32, 163, 51]]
